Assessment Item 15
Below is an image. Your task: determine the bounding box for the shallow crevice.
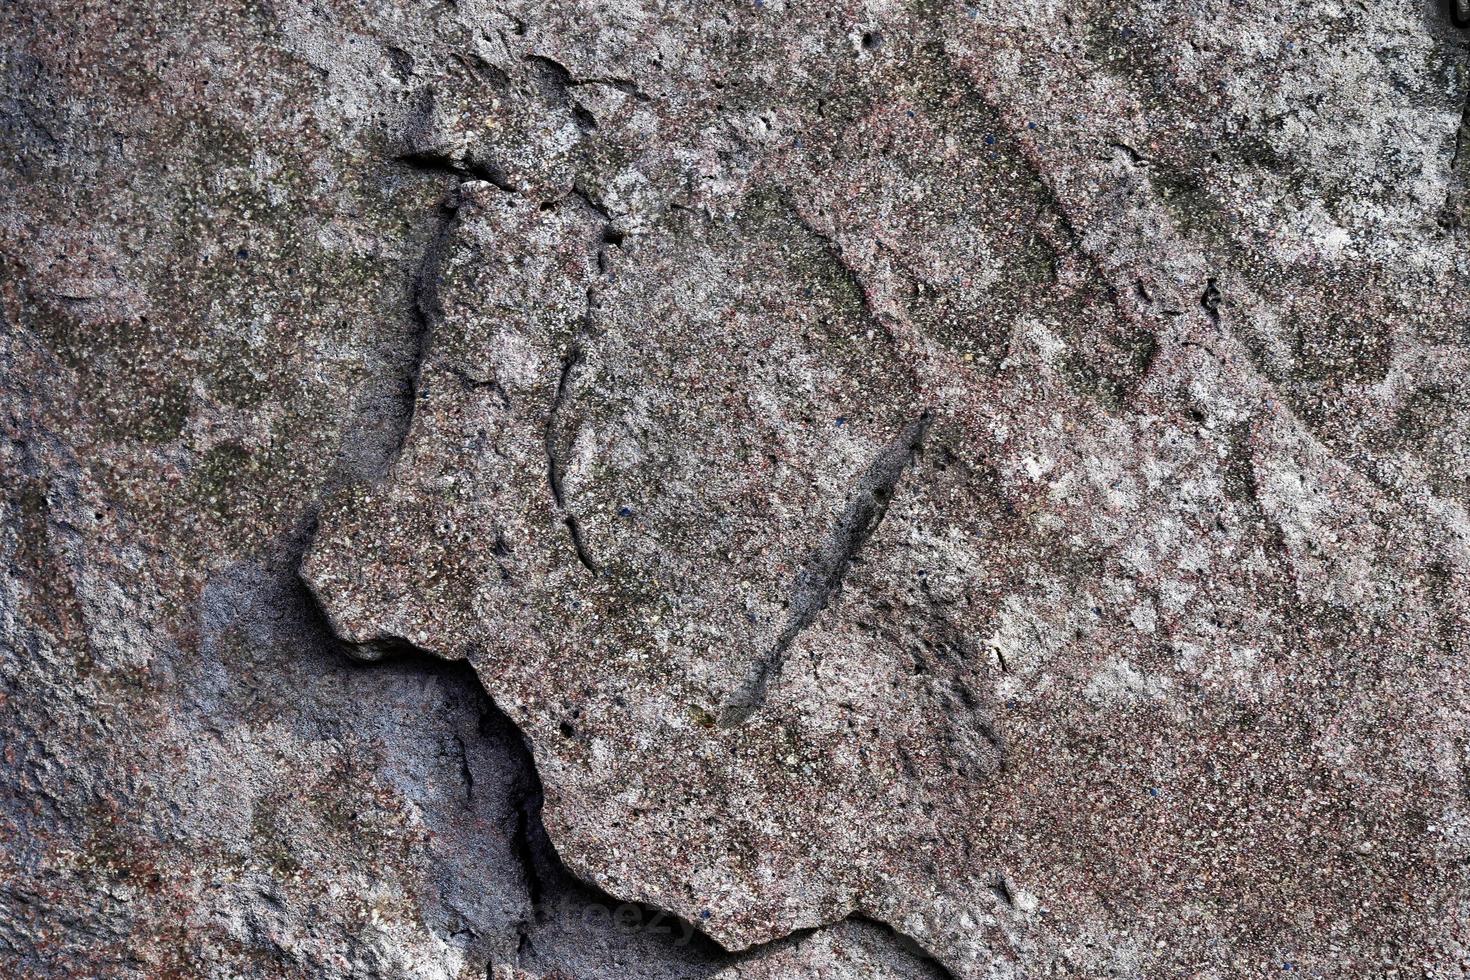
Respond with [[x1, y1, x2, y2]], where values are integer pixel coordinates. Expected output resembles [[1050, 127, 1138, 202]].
[[787, 200, 904, 351], [444, 362, 512, 407], [386, 185, 463, 465], [543, 341, 602, 576], [988, 876, 1015, 909], [525, 52, 652, 103], [720, 410, 934, 726], [397, 149, 519, 195]]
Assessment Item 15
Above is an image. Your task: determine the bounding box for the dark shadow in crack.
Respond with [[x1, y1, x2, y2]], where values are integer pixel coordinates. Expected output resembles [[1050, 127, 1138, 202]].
[[290, 531, 954, 978], [1435, 0, 1470, 29], [283, 536, 726, 977]]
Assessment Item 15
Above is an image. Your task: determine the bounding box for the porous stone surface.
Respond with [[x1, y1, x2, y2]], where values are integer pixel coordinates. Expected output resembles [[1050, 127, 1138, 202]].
[[6, 0, 1470, 977]]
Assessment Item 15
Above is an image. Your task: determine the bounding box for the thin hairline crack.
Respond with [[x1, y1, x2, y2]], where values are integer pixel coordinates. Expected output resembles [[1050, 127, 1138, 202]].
[[543, 185, 621, 577]]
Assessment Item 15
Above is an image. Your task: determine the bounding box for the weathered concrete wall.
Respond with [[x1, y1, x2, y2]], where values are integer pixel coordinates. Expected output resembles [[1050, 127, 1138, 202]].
[[4, 1, 1470, 977]]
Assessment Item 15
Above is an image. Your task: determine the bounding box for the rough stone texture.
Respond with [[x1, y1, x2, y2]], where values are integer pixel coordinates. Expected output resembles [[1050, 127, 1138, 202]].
[[5, 0, 1470, 977]]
